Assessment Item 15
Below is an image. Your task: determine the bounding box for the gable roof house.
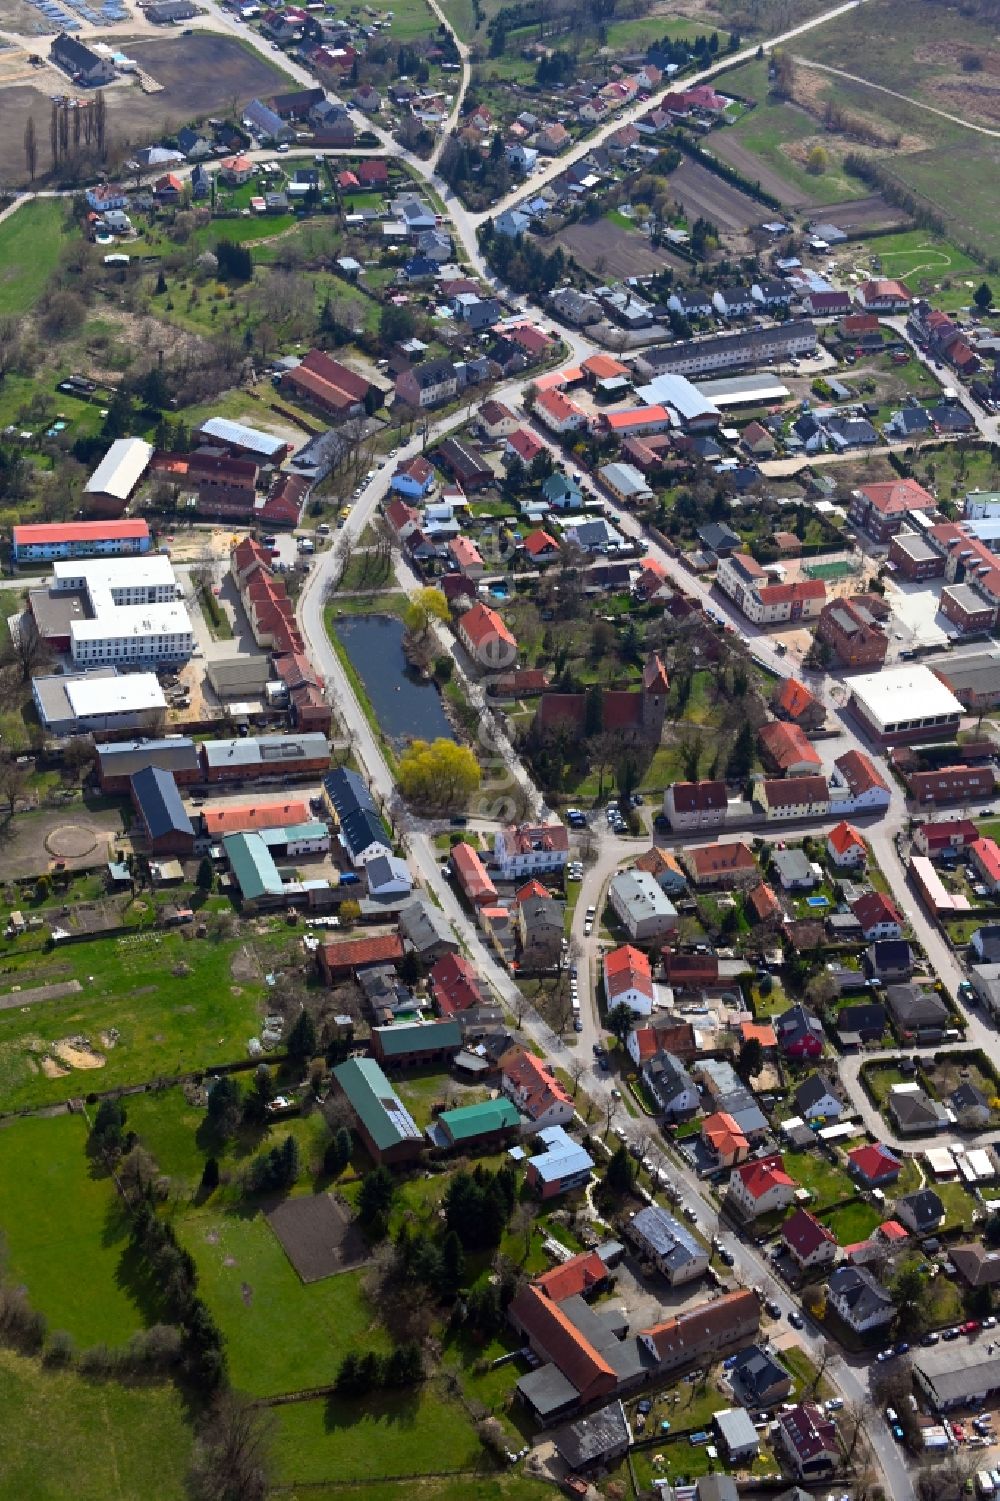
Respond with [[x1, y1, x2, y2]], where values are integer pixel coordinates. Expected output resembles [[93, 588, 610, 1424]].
[[848, 1142, 902, 1187], [793, 1072, 842, 1122], [775, 1404, 841, 1479], [781, 1208, 838, 1270], [626, 1204, 709, 1284], [774, 1004, 824, 1060], [331, 1057, 423, 1165], [827, 1264, 896, 1333], [851, 891, 903, 942], [603, 944, 655, 1017], [888, 1083, 951, 1135], [726, 1154, 796, 1220], [894, 1188, 946, 1235], [500, 1046, 574, 1132], [642, 1051, 699, 1120]]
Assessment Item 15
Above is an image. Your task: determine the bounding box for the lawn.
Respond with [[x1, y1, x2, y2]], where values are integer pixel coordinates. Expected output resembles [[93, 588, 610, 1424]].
[[936, 1179, 979, 1232], [281, 1480, 553, 1501], [832, 230, 986, 310], [781, 1344, 833, 1401], [270, 1384, 487, 1485], [125, 1086, 336, 1197], [820, 1200, 883, 1245], [783, 1149, 854, 1211], [0, 1347, 192, 1501], [0, 200, 70, 316], [0, 1113, 151, 1348], [176, 1205, 388, 1396], [0, 927, 271, 1111]]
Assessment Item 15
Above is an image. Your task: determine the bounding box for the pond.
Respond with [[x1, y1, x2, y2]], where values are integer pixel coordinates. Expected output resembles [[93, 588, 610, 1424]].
[[334, 613, 455, 747]]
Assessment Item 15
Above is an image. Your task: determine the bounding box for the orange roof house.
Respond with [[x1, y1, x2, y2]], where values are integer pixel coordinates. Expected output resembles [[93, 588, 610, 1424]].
[[450, 841, 498, 906], [773, 677, 823, 728], [202, 801, 309, 837], [702, 1111, 749, 1161]]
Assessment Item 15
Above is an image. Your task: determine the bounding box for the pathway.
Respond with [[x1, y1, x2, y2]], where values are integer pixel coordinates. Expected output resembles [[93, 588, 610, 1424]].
[[793, 55, 1000, 141]]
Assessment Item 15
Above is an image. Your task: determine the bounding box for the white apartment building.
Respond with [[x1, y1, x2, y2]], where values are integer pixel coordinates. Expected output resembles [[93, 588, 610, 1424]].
[[51, 557, 193, 665]]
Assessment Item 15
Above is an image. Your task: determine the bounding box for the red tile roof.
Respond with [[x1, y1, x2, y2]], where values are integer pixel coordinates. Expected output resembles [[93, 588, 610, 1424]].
[[827, 820, 866, 857], [971, 836, 1000, 886], [687, 841, 757, 879], [450, 841, 498, 905], [759, 720, 822, 772], [702, 1111, 748, 1158], [775, 677, 820, 723], [500, 1046, 572, 1119], [858, 477, 935, 516], [320, 934, 404, 973], [14, 519, 149, 545], [835, 748, 889, 797], [203, 801, 308, 836], [459, 601, 517, 650], [747, 881, 782, 923], [761, 775, 829, 808], [756, 579, 826, 607], [430, 952, 484, 1014], [640, 1289, 758, 1362], [534, 1250, 607, 1303], [603, 944, 654, 1003], [522, 528, 559, 558], [507, 428, 544, 463], [733, 1155, 794, 1200], [850, 890, 902, 931], [781, 1207, 836, 1259], [509, 1283, 617, 1402], [669, 780, 727, 814], [848, 1142, 901, 1181]]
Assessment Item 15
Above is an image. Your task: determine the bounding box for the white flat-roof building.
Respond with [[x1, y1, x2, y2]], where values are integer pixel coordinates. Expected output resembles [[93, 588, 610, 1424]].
[[848, 666, 964, 744], [49, 556, 193, 665], [84, 438, 155, 509], [32, 668, 167, 736]]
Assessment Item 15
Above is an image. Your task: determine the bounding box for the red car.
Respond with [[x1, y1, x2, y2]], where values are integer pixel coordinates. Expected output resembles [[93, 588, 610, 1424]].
[[960, 1321, 980, 1335]]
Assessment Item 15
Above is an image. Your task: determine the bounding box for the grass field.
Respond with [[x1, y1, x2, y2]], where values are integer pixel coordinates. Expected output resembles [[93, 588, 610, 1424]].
[[0, 925, 281, 1111], [280, 1474, 555, 1501], [177, 1205, 388, 1396], [0, 1348, 192, 1501], [271, 1385, 487, 1485], [830, 229, 986, 311], [0, 201, 70, 316], [0, 1114, 150, 1347]]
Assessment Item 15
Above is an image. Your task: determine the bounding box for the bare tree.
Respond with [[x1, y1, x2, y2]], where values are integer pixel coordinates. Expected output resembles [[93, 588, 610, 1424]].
[[568, 1056, 587, 1095], [5, 614, 50, 683], [187, 1393, 272, 1501], [602, 1093, 619, 1138], [23, 117, 36, 182], [0, 756, 28, 820], [49, 100, 58, 169]]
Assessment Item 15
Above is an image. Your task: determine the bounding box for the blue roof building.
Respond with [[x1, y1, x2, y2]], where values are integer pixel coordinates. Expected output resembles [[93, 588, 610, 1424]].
[[525, 1126, 594, 1199], [129, 766, 194, 854], [322, 767, 392, 868]]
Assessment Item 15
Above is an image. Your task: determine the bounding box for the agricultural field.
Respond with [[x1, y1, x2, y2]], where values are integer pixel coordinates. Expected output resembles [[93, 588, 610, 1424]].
[[552, 218, 689, 279]]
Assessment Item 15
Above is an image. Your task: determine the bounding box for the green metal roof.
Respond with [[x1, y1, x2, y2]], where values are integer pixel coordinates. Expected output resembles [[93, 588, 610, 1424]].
[[373, 1019, 462, 1057], [332, 1057, 421, 1151], [223, 832, 283, 901], [439, 1097, 522, 1143]]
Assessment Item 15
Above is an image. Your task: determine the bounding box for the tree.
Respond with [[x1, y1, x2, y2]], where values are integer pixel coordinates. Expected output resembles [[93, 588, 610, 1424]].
[[358, 1165, 395, 1229], [242, 1064, 273, 1127], [607, 1000, 635, 1049], [806, 144, 829, 175], [5, 613, 50, 683], [605, 1142, 635, 1195], [90, 1096, 128, 1162], [398, 738, 481, 810], [201, 1156, 220, 1192], [403, 586, 449, 638], [187, 1393, 272, 1501], [324, 1127, 352, 1177], [23, 116, 36, 182], [974, 281, 994, 312], [285, 1008, 317, 1061], [196, 856, 214, 891], [726, 721, 754, 781], [737, 1037, 764, 1081], [437, 1229, 465, 1299], [890, 1258, 925, 1332], [206, 1074, 242, 1141]]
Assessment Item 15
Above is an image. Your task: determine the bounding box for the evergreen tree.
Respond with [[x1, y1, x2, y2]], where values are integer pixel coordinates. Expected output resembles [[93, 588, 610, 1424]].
[[206, 1073, 242, 1141], [286, 1009, 317, 1061], [605, 1143, 635, 1195], [437, 1229, 465, 1299], [201, 1156, 220, 1191]]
